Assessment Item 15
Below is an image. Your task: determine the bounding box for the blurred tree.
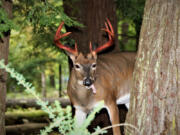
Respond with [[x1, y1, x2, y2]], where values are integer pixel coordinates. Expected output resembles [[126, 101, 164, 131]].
[[41, 71, 46, 97], [126, 0, 180, 134], [63, 0, 119, 54], [0, 0, 13, 134], [49, 74, 55, 88], [59, 64, 62, 97]]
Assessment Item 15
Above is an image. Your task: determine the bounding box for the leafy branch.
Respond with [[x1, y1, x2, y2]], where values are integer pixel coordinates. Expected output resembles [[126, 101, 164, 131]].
[[0, 6, 15, 38], [0, 59, 106, 135]]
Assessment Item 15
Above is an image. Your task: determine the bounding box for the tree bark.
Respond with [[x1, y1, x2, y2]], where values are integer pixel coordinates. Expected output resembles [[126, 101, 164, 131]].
[[0, 1, 12, 134], [41, 72, 46, 98], [126, 0, 180, 135], [63, 0, 119, 54]]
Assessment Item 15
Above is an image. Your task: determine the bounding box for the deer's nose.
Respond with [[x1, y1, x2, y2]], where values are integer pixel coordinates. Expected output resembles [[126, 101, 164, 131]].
[[83, 78, 93, 87]]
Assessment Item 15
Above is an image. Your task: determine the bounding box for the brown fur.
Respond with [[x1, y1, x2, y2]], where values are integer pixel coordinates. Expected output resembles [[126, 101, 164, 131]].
[[67, 52, 136, 135]]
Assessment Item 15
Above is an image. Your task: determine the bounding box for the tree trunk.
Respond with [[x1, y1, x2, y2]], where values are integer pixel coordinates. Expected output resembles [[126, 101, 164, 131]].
[[126, 0, 180, 135], [59, 64, 62, 97], [0, 1, 12, 134], [63, 0, 119, 54], [41, 72, 46, 98], [49, 75, 55, 88]]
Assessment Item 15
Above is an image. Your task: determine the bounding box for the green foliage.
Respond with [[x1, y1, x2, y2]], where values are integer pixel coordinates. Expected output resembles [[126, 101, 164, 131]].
[[13, 0, 83, 27], [116, 0, 145, 51], [0, 3, 15, 37], [117, 19, 137, 51], [7, 0, 83, 92], [116, 0, 145, 35], [13, 0, 83, 49], [8, 31, 68, 91], [8, 24, 69, 92], [0, 59, 107, 135], [116, 0, 145, 21]]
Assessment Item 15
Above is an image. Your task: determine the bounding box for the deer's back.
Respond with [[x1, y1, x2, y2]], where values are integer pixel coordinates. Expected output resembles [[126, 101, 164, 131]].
[[95, 52, 136, 100]]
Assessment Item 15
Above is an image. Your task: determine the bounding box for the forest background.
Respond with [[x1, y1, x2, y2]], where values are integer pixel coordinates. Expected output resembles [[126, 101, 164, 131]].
[[1, 0, 179, 135]]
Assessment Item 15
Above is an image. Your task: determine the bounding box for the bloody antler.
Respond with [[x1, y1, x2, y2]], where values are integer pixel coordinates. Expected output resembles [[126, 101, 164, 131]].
[[90, 19, 114, 53], [54, 22, 78, 55]]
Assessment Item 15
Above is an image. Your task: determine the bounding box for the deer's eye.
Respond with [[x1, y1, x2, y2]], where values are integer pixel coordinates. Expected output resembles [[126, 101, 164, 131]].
[[92, 63, 96, 68], [75, 64, 81, 69]]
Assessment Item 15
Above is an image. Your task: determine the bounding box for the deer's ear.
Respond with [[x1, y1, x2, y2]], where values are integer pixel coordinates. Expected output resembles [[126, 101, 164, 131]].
[[87, 51, 97, 60], [92, 51, 97, 59], [65, 51, 77, 62]]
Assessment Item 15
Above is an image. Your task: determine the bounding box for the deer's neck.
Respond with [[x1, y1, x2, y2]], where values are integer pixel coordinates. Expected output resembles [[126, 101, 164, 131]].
[[68, 70, 96, 109]]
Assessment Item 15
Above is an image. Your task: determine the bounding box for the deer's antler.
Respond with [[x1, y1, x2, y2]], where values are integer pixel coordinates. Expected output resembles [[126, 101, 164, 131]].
[[54, 22, 78, 55], [90, 18, 114, 53]]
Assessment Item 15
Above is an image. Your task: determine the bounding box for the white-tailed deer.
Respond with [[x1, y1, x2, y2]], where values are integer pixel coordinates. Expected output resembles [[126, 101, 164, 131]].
[[54, 19, 136, 135]]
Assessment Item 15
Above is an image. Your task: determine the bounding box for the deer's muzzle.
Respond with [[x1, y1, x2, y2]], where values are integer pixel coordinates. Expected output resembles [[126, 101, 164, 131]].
[[83, 78, 93, 87]]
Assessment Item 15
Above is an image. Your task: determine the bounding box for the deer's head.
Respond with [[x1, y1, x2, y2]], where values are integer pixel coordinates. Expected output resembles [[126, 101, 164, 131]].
[[54, 19, 114, 90]]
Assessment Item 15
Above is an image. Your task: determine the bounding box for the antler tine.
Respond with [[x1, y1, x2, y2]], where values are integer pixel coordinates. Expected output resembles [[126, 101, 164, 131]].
[[92, 18, 114, 53], [106, 18, 114, 36], [103, 20, 114, 39], [104, 22, 111, 40], [89, 41, 93, 53], [54, 22, 78, 55]]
